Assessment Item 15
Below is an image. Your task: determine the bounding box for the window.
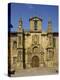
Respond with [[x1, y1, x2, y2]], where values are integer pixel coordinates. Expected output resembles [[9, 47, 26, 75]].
[[13, 41, 17, 49], [34, 20, 37, 30]]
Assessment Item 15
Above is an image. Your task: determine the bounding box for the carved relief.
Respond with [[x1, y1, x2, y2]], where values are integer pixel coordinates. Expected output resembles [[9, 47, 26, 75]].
[[32, 34, 39, 44], [27, 43, 45, 68], [33, 46, 38, 53]]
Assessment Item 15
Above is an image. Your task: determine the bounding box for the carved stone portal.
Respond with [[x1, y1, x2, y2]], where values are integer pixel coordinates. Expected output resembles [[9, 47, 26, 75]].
[[31, 56, 39, 67]]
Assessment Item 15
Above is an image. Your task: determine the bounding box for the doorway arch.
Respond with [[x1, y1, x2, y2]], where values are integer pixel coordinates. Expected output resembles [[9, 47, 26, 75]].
[[31, 56, 39, 67]]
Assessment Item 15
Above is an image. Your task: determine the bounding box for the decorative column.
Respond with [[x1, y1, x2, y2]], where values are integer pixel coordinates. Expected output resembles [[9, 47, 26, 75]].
[[16, 18, 23, 71], [46, 18, 54, 68]]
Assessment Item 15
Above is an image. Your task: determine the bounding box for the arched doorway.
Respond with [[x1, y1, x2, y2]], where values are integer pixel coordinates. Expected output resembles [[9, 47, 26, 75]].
[[31, 56, 39, 67]]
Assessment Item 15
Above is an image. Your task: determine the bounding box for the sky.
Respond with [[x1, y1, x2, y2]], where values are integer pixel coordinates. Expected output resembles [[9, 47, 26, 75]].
[[10, 3, 58, 32]]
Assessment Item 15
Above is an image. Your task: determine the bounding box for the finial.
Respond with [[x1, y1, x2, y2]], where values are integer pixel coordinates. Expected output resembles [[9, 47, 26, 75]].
[[48, 17, 52, 24], [18, 17, 23, 28], [47, 17, 52, 33]]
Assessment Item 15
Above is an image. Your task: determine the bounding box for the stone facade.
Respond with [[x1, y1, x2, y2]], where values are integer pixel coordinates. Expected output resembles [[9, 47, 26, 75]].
[[8, 17, 58, 75]]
